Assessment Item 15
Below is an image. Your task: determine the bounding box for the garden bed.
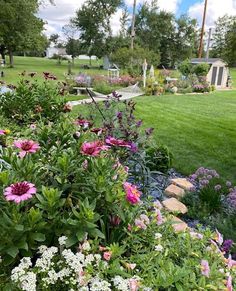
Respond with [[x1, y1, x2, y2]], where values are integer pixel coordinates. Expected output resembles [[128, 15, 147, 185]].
[[0, 76, 235, 290]]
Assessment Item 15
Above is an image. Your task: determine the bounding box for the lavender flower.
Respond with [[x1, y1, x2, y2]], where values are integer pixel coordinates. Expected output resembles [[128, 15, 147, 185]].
[[214, 184, 222, 191], [222, 240, 234, 253]]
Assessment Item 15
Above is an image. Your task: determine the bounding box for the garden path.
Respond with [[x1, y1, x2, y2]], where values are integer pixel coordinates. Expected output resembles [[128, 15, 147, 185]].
[[68, 85, 144, 106]]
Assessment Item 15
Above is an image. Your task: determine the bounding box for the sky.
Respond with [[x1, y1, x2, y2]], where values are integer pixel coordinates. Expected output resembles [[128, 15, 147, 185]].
[[38, 0, 236, 38]]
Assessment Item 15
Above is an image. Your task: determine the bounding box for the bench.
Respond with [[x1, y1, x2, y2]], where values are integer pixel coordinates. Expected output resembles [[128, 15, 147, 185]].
[[73, 87, 93, 95]]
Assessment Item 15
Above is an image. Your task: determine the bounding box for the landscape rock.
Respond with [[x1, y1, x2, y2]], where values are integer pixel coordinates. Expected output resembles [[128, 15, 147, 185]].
[[171, 216, 188, 232], [171, 178, 194, 191], [162, 198, 188, 214], [164, 184, 185, 199]]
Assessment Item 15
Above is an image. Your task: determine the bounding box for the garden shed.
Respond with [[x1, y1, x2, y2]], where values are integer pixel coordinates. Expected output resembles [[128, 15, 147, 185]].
[[191, 58, 229, 89]]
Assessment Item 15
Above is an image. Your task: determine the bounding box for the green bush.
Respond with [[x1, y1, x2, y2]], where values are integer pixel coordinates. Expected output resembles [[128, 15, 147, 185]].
[[145, 145, 173, 173], [111, 46, 160, 70], [192, 63, 210, 77], [178, 59, 193, 76], [0, 79, 67, 124]]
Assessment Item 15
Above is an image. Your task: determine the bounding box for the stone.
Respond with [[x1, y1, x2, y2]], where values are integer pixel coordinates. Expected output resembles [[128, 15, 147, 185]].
[[171, 178, 194, 191], [164, 184, 185, 199], [162, 198, 188, 214], [170, 216, 188, 232]]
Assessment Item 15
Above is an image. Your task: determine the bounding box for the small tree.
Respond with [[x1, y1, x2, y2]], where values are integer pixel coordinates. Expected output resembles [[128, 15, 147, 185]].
[[178, 59, 193, 77], [65, 38, 80, 65], [111, 46, 160, 69], [192, 63, 209, 77]]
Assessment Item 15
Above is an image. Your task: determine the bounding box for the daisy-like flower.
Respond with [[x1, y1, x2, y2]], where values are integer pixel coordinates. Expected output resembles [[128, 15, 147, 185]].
[[80, 141, 109, 157], [4, 181, 36, 203], [105, 136, 131, 148], [201, 260, 210, 277], [0, 129, 10, 135], [123, 182, 141, 205], [14, 140, 40, 158]]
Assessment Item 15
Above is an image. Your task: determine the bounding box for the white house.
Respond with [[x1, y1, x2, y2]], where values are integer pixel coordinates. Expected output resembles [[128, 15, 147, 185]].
[[191, 58, 229, 89]]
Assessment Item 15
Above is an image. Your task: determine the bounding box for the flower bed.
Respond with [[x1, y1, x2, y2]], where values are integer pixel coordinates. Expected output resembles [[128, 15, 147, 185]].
[[0, 86, 235, 289]]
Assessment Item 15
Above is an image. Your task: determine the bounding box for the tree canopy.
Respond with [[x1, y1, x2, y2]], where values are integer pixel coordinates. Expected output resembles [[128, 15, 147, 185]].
[[211, 15, 236, 66], [0, 0, 49, 66], [71, 0, 123, 58]]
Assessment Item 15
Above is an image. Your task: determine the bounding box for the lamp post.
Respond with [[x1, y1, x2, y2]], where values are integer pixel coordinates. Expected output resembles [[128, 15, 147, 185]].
[[198, 0, 208, 58]]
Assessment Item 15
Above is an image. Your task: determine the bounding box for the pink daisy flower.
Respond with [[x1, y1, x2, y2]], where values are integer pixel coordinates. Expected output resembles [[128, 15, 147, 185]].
[[0, 130, 6, 135], [14, 140, 40, 158], [4, 181, 36, 204], [123, 182, 141, 205], [80, 141, 109, 157], [201, 260, 210, 277], [105, 136, 131, 148]]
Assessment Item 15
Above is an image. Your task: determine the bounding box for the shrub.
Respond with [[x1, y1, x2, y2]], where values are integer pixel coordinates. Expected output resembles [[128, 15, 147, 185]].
[[111, 46, 160, 70], [178, 59, 193, 76], [192, 63, 210, 77], [145, 145, 173, 173], [0, 76, 67, 124]]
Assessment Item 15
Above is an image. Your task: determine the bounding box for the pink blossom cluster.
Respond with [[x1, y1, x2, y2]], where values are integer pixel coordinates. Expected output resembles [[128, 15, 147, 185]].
[[123, 182, 141, 205]]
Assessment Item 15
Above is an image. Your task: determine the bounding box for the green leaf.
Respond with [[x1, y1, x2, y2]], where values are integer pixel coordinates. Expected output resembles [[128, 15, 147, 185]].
[[66, 235, 78, 248], [89, 228, 105, 239], [15, 224, 24, 231], [31, 233, 45, 242], [17, 240, 28, 251], [6, 246, 19, 258], [76, 230, 85, 241]]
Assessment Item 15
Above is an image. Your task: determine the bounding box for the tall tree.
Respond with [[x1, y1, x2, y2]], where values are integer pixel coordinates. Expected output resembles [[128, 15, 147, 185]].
[[224, 22, 236, 66], [172, 15, 198, 66], [0, 0, 46, 67], [211, 15, 236, 66], [135, 2, 175, 67], [134, 2, 198, 68], [72, 0, 122, 61], [63, 24, 80, 65]]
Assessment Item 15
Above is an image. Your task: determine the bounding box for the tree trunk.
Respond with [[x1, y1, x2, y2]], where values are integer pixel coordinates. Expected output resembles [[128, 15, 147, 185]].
[[0, 45, 6, 61], [89, 56, 92, 66], [9, 50, 14, 67], [72, 56, 75, 66]]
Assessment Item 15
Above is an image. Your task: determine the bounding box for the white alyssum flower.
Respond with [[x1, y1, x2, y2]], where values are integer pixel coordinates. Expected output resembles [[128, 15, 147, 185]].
[[42, 269, 58, 286], [35, 247, 58, 272], [90, 277, 111, 291], [19, 272, 37, 291], [38, 245, 48, 254], [155, 244, 163, 252], [112, 276, 129, 291], [81, 241, 91, 252], [58, 236, 68, 246], [155, 233, 162, 239]]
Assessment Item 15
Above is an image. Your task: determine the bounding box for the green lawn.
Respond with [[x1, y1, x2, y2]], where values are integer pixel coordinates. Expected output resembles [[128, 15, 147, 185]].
[[134, 90, 236, 182], [1, 56, 236, 181], [0, 56, 106, 84]]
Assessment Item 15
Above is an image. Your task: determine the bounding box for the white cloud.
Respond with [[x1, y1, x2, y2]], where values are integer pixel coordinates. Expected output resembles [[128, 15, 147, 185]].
[[125, 0, 181, 12], [188, 0, 236, 27], [110, 9, 123, 35], [39, 0, 86, 37], [39, 0, 183, 37]]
